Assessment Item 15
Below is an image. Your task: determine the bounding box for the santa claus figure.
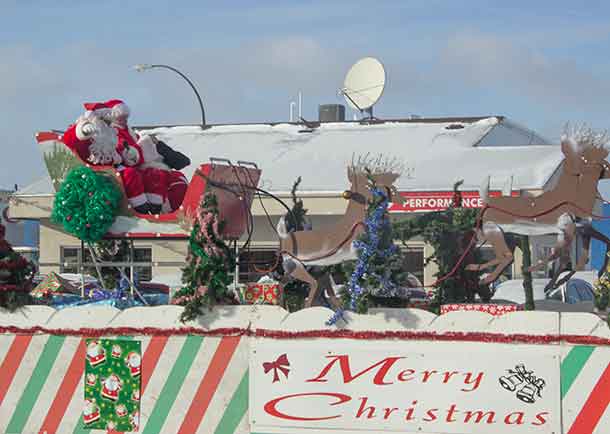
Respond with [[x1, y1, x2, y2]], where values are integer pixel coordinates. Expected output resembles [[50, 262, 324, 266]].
[[101, 373, 123, 401], [63, 99, 190, 215], [125, 351, 141, 377], [83, 399, 101, 425], [131, 389, 140, 402], [86, 373, 97, 386], [104, 99, 190, 214], [86, 341, 106, 367], [111, 344, 122, 359], [62, 103, 121, 166], [115, 404, 128, 418], [130, 411, 140, 431]]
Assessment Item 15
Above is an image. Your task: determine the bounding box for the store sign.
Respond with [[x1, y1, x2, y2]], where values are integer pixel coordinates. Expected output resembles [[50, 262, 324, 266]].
[[390, 191, 517, 213], [250, 340, 560, 434]]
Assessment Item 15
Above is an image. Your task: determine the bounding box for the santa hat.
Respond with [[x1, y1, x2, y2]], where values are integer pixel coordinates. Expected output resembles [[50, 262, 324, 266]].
[[82, 102, 111, 119], [104, 99, 130, 120]]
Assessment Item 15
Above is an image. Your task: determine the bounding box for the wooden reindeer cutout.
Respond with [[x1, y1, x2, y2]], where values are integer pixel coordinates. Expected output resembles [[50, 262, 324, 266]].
[[278, 155, 405, 308], [467, 124, 610, 284], [543, 220, 610, 291]]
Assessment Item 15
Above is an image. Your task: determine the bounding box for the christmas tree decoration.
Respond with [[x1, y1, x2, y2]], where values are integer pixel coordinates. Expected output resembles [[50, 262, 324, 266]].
[[172, 193, 234, 321], [0, 222, 36, 311], [279, 155, 405, 309], [84, 338, 141, 431], [278, 177, 315, 311], [393, 180, 486, 307], [51, 166, 122, 243], [329, 176, 401, 324]]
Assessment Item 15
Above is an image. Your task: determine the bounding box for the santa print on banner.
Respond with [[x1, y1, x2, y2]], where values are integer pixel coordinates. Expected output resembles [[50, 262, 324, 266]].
[[83, 338, 141, 431], [62, 99, 191, 214]]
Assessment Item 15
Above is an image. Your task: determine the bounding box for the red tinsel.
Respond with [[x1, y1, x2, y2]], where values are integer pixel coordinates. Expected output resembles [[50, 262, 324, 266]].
[[0, 325, 608, 346], [0, 284, 30, 293]]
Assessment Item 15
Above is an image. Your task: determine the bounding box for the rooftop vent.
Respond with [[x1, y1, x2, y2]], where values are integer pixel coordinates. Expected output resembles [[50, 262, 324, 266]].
[[319, 104, 346, 122], [445, 123, 465, 130]]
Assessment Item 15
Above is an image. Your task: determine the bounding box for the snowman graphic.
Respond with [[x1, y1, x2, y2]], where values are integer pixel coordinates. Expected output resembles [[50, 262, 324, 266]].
[[101, 373, 123, 401], [83, 399, 100, 425], [125, 351, 141, 377], [86, 340, 106, 367]]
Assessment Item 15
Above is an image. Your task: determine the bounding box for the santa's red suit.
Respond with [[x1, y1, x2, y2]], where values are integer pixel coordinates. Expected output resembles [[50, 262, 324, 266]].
[[105, 99, 188, 214]]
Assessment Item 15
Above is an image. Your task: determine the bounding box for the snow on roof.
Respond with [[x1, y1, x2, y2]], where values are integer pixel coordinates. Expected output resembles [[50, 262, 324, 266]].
[[140, 117, 563, 193], [14, 175, 54, 196]]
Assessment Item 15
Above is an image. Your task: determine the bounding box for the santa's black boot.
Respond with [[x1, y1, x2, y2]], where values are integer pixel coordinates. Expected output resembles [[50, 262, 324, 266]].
[[134, 203, 152, 214], [149, 204, 162, 215]]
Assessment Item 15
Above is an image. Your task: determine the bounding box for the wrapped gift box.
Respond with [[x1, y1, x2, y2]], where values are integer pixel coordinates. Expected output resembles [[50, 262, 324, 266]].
[[441, 303, 521, 316], [30, 272, 78, 299], [244, 283, 280, 305]]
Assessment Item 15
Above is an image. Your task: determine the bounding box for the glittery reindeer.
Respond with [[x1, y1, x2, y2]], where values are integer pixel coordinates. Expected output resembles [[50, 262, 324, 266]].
[[278, 154, 406, 308], [467, 125, 610, 284]]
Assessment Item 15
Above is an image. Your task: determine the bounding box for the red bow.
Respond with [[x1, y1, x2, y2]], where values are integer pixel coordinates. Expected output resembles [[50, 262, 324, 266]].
[[263, 353, 290, 383]]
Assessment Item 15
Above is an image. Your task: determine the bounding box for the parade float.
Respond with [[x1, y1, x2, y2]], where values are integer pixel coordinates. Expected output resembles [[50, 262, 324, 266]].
[[3, 73, 610, 431]]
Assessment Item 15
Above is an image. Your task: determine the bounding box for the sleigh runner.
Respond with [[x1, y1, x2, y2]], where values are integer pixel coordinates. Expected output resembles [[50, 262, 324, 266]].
[[36, 130, 261, 240]]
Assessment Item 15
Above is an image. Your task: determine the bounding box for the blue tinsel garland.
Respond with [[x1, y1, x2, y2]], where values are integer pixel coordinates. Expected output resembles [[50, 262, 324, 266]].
[[326, 187, 396, 325]]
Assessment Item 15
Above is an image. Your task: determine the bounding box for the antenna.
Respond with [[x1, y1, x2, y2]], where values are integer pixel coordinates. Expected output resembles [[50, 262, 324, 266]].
[[340, 57, 386, 120]]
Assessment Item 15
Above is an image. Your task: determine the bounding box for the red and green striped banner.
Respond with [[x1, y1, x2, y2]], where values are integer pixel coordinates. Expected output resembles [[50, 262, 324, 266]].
[[0, 334, 249, 433], [0, 334, 606, 433]]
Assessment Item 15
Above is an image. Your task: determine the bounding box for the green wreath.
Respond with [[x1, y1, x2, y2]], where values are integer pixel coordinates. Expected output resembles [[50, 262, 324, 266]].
[[51, 166, 122, 243]]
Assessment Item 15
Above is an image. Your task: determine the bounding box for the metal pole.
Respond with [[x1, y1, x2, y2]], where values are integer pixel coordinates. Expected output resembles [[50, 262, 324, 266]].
[[234, 240, 240, 289], [148, 64, 206, 127], [129, 240, 135, 297], [80, 239, 85, 298], [86, 243, 106, 290]]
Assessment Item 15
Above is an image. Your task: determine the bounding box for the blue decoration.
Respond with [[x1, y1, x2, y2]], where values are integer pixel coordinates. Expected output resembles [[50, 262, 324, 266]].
[[41, 274, 169, 310], [326, 186, 395, 325]]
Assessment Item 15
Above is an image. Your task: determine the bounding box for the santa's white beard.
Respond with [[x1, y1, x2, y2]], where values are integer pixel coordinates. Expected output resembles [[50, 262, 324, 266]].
[[85, 117, 121, 165]]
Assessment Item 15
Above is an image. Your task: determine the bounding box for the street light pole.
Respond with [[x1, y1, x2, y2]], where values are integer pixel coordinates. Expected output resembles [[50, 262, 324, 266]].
[[134, 64, 206, 127]]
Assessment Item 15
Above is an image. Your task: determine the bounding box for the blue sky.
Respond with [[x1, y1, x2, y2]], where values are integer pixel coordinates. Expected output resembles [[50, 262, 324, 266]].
[[2, 1, 610, 189]]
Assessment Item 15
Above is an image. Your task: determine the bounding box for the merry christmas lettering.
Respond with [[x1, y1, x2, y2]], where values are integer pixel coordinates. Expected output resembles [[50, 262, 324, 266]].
[[307, 355, 483, 391], [261, 354, 551, 428]]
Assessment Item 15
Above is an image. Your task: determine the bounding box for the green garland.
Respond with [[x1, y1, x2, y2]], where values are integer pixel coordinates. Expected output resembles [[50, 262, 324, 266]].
[[173, 193, 234, 322], [593, 253, 610, 326], [392, 180, 486, 308], [281, 177, 312, 311], [51, 166, 122, 243]]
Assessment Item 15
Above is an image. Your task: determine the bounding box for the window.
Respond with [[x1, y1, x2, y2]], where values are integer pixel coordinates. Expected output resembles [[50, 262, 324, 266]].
[[401, 246, 424, 284], [59, 246, 152, 282], [60, 247, 80, 274], [238, 249, 277, 283], [133, 248, 152, 282]]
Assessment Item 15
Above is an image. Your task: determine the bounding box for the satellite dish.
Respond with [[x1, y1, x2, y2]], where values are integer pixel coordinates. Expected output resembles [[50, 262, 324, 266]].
[[341, 57, 386, 118]]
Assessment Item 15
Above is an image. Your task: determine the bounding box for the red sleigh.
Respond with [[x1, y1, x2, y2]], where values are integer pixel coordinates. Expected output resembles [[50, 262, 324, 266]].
[[36, 131, 261, 240]]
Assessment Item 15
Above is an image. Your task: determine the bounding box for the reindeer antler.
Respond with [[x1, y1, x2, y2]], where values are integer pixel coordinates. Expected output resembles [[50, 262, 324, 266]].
[[563, 122, 610, 149], [350, 152, 406, 175]]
